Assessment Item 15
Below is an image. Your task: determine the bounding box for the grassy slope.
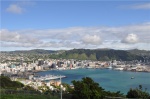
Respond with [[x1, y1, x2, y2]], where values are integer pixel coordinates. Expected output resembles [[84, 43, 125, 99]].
[[1, 94, 59, 99]]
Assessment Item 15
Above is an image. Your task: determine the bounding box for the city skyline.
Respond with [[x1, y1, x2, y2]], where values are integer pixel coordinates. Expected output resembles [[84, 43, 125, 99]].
[[1, 0, 150, 51]]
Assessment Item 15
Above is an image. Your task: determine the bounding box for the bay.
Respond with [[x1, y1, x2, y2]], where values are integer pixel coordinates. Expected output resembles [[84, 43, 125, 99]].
[[37, 68, 150, 94]]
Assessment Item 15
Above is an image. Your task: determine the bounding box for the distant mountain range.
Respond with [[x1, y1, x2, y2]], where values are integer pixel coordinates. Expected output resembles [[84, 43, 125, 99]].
[[1, 49, 57, 54], [2, 49, 150, 61]]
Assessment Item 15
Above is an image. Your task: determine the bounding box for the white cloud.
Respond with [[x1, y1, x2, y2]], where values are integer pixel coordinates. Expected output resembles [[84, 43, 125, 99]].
[[131, 3, 150, 9], [6, 4, 23, 14], [82, 35, 101, 45], [0, 29, 40, 43], [0, 22, 150, 50], [121, 3, 150, 10], [122, 34, 139, 44], [5, 1, 35, 14]]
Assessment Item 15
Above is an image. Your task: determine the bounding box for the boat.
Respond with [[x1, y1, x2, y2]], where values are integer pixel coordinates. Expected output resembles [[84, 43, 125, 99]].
[[114, 67, 124, 71], [131, 77, 135, 79], [86, 66, 94, 69], [106, 66, 112, 69]]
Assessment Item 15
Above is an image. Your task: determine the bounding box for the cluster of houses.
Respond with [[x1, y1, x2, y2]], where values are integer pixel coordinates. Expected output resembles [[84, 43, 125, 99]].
[[1, 58, 150, 75], [0, 59, 109, 74]]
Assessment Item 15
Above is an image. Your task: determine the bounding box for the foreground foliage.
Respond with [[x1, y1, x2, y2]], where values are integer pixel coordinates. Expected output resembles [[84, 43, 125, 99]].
[[0, 76, 150, 99], [126, 85, 150, 99], [0, 76, 24, 89], [1, 94, 59, 99], [71, 77, 124, 99]]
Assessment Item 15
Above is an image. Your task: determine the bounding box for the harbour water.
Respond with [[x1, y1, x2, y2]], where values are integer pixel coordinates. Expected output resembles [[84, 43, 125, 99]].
[[37, 68, 150, 94]]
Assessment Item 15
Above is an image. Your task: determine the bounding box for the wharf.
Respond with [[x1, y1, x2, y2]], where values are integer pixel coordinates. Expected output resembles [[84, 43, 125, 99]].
[[34, 74, 66, 81]]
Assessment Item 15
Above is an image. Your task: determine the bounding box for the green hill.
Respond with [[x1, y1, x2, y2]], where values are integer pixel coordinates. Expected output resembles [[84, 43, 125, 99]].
[[49, 49, 144, 61], [0, 76, 24, 89], [2, 48, 149, 61], [128, 49, 150, 56], [2, 49, 57, 54]]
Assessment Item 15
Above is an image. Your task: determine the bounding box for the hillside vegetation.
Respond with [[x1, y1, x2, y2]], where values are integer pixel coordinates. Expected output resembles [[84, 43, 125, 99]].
[[0, 76, 24, 89], [2, 49, 56, 54], [2, 48, 150, 62], [128, 49, 150, 55], [49, 49, 144, 61]]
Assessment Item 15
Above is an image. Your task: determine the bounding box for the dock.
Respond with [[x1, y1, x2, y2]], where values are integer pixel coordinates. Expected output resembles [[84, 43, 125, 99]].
[[34, 74, 66, 81]]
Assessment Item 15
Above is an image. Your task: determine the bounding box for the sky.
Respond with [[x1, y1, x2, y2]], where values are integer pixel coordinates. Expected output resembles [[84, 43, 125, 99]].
[[0, 0, 150, 51]]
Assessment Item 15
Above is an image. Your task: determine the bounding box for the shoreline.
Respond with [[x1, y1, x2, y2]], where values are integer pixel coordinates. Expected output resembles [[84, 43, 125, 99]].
[[33, 67, 150, 74]]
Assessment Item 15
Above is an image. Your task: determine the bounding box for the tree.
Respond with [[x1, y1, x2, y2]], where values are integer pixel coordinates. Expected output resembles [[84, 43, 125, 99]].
[[71, 77, 104, 99], [68, 54, 73, 59], [73, 53, 79, 59], [78, 53, 88, 60], [126, 85, 150, 99], [89, 54, 97, 60], [103, 56, 110, 61], [70, 77, 125, 99]]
